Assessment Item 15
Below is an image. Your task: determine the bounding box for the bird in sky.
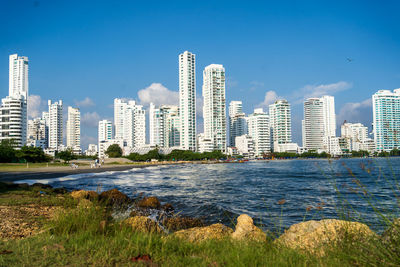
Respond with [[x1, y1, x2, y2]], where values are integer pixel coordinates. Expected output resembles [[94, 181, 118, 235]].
[[346, 58, 354, 62]]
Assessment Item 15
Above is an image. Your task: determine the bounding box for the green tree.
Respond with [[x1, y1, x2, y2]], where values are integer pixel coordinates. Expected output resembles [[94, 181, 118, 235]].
[[16, 146, 50, 163], [106, 144, 123, 158], [0, 139, 17, 163], [57, 149, 77, 163]]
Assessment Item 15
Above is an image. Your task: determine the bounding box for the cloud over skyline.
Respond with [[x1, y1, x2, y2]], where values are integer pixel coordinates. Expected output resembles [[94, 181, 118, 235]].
[[138, 83, 179, 107], [27, 94, 45, 119], [293, 81, 352, 104], [75, 97, 95, 108], [81, 112, 100, 128]]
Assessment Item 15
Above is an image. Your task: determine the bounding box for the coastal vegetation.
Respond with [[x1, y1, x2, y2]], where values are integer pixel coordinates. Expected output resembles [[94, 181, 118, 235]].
[[126, 149, 226, 162], [0, 140, 50, 163], [1, 182, 400, 266]]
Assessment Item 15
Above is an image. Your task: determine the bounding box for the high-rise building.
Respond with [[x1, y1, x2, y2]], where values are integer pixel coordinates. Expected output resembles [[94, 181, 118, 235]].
[[269, 99, 291, 151], [247, 108, 270, 156], [202, 64, 226, 152], [0, 97, 27, 146], [114, 98, 146, 148], [98, 120, 113, 143], [28, 117, 47, 141], [149, 103, 180, 148], [228, 101, 247, 147], [235, 134, 255, 159], [0, 54, 29, 147], [341, 122, 374, 152], [179, 51, 196, 151], [48, 100, 63, 150], [66, 106, 81, 153], [372, 89, 400, 152], [9, 54, 29, 101], [303, 96, 337, 152]]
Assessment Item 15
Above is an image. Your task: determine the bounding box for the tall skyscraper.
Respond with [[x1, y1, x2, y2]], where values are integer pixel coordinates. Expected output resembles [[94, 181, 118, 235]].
[[149, 103, 163, 147], [228, 101, 247, 147], [98, 120, 113, 143], [202, 64, 226, 152], [321, 95, 336, 137], [372, 89, 400, 152], [302, 98, 324, 150], [247, 108, 270, 156], [9, 54, 29, 101], [269, 99, 292, 151], [0, 54, 29, 147], [66, 106, 81, 152], [114, 98, 146, 148], [179, 51, 196, 151], [48, 100, 63, 150]]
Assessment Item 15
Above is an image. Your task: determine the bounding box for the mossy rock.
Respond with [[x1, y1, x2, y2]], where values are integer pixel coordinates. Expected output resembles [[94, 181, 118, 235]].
[[71, 190, 98, 200], [172, 223, 233, 242], [124, 216, 163, 234], [137, 196, 161, 209], [99, 189, 130, 206], [32, 183, 53, 189], [162, 216, 204, 231], [231, 214, 266, 242], [382, 218, 400, 253]]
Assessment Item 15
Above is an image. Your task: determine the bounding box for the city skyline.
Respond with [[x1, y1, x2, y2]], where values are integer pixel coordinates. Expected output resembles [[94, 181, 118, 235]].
[[1, 1, 400, 149]]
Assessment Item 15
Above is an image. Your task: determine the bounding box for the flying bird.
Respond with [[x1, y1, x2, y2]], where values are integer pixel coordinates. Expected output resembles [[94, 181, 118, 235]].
[[346, 58, 354, 62]]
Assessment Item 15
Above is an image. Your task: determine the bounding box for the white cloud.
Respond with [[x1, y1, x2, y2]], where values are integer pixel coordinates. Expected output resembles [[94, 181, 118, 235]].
[[293, 81, 352, 103], [81, 112, 100, 128], [28, 94, 45, 119], [137, 83, 179, 107], [257, 90, 280, 108], [81, 135, 97, 149], [75, 97, 95, 108], [337, 98, 372, 127], [249, 81, 265, 91]]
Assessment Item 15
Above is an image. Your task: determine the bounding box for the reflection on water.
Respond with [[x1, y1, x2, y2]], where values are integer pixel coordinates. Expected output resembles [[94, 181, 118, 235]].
[[17, 158, 400, 232]]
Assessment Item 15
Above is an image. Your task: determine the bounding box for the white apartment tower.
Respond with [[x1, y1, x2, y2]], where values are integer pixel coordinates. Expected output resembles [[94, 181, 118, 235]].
[[114, 98, 146, 148], [269, 99, 292, 151], [66, 106, 81, 152], [0, 54, 29, 147], [372, 89, 400, 152], [179, 51, 196, 151], [48, 100, 63, 150], [149, 103, 163, 147], [247, 108, 270, 156], [202, 64, 227, 152], [98, 120, 113, 143], [149, 103, 180, 148], [229, 101, 247, 147]]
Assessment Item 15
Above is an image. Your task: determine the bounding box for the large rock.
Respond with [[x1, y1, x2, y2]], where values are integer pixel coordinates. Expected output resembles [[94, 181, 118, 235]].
[[137, 196, 161, 209], [124, 216, 163, 234], [382, 218, 400, 253], [172, 223, 233, 242], [231, 214, 266, 242], [71, 190, 98, 200], [162, 216, 204, 231], [276, 219, 376, 254], [99, 189, 130, 206]]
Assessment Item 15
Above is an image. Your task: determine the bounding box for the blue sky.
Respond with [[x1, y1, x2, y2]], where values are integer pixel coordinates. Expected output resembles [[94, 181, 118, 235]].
[[1, 0, 400, 149]]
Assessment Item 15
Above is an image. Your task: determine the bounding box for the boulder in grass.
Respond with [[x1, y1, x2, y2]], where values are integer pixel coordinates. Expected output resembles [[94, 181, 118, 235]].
[[137, 196, 161, 209], [382, 218, 400, 253], [162, 216, 204, 231], [231, 214, 266, 242], [124, 216, 163, 234], [71, 190, 98, 200], [99, 189, 130, 206], [275, 219, 376, 255], [172, 223, 233, 242]]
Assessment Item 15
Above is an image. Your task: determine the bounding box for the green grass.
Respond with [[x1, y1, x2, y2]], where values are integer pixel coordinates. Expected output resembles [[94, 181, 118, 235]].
[[1, 197, 399, 266]]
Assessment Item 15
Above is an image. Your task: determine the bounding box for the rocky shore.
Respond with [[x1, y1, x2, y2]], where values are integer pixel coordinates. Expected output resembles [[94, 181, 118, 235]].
[[1, 181, 399, 260]]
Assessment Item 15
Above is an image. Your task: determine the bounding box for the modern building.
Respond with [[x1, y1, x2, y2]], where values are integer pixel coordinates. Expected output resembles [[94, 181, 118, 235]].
[[372, 89, 400, 152], [179, 51, 196, 151], [48, 100, 63, 150], [197, 133, 214, 153], [235, 134, 255, 159], [149, 103, 163, 147], [202, 64, 226, 152], [27, 117, 47, 148], [98, 120, 113, 143], [149, 103, 180, 148], [247, 108, 270, 157], [66, 106, 81, 153], [269, 99, 292, 151], [114, 98, 146, 149], [85, 144, 98, 156], [0, 54, 29, 147], [229, 101, 247, 147]]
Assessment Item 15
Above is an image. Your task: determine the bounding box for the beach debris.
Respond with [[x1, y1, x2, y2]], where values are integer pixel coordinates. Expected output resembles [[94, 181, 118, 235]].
[[99, 189, 130, 206], [124, 216, 163, 234], [172, 223, 233, 242], [71, 190, 98, 201], [231, 214, 266, 242], [138, 196, 161, 209], [130, 254, 156, 266], [275, 219, 377, 255]]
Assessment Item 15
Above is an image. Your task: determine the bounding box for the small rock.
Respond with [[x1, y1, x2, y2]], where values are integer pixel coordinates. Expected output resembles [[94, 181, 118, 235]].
[[231, 214, 266, 242], [70, 190, 98, 200], [52, 187, 68, 194], [275, 219, 376, 255], [137, 196, 161, 209], [162, 203, 174, 212], [100, 189, 130, 206], [173, 223, 233, 242], [124, 216, 163, 234], [162, 216, 204, 231]]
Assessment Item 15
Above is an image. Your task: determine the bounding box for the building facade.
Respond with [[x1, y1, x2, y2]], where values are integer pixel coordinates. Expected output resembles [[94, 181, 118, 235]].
[[179, 51, 197, 151], [228, 101, 247, 147], [66, 106, 81, 153], [202, 64, 226, 152], [372, 89, 400, 152], [48, 100, 63, 150], [247, 108, 270, 157], [269, 99, 291, 151], [235, 134, 255, 159]]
